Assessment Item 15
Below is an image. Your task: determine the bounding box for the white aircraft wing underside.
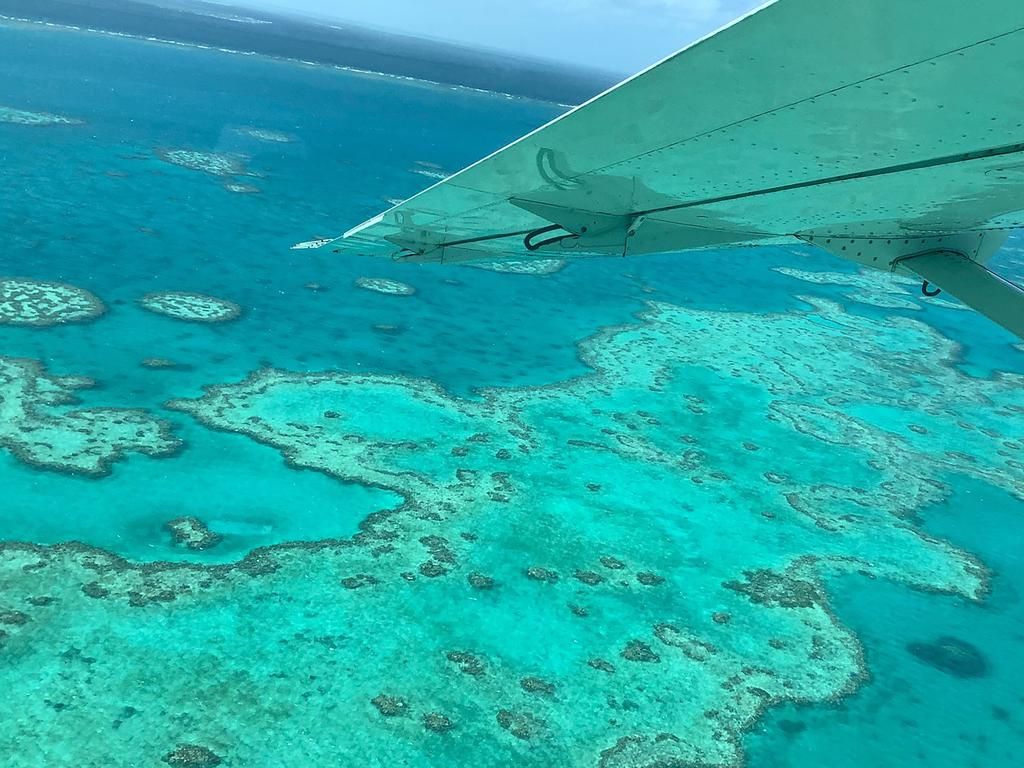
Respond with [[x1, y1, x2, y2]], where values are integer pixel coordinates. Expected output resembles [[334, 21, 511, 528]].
[[321, 0, 1024, 337]]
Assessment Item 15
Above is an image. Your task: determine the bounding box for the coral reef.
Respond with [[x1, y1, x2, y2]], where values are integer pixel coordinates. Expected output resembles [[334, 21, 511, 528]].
[[2, 297, 1020, 767], [0, 277, 105, 327], [0, 357, 181, 476], [725, 569, 824, 609], [423, 712, 455, 733], [775, 266, 966, 312], [636, 571, 664, 586], [520, 676, 556, 695], [620, 640, 660, 663], [354, 277, 417, 296], [0, 106, 82, 126], [139, 292, 242, 323], [155, 148, 248, 177], [496, 709, 545, 740], [467, 572, 495, 590], [526, 566, 559, 583], [163, 745, 222, 767], [223, 182, 260, 194], [410, 160, 449, 180], [165, 517, 223, 551], [233, 126, 295, 143], [371, 694, 409, 717], [447, 650, 486, 677], [470, 259, 567, 275]]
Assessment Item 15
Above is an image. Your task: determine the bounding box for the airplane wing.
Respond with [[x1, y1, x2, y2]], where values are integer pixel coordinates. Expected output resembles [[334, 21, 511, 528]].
[[326, 0, 1024, 338]]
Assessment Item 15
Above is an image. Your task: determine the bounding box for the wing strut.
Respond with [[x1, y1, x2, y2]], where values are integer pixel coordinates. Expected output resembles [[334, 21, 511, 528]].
[[896, 251, 1024, 339]]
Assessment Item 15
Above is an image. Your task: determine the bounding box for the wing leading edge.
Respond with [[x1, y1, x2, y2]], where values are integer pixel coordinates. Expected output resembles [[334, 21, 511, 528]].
[[326, 0, 1024, 338]]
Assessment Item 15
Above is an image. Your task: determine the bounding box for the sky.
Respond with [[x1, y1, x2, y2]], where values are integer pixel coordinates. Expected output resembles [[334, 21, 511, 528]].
[[200, 0, 766, 73]]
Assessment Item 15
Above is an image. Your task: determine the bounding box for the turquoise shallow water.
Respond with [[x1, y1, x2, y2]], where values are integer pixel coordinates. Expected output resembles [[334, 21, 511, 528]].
[[1, 18, 1023, 768]]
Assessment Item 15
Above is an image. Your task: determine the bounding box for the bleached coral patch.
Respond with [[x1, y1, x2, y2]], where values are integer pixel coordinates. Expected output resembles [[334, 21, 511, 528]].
[[155, 148, 249, 177], [234, 126, 296, 144], [470, 259, 567, 276], [224, 182, 260, 194], [354, 277, 416, 296], [0, 106, 82, 126], [410, 160, 450, 181], [139, 291, 242, 323], [0, 277, 105, 327]]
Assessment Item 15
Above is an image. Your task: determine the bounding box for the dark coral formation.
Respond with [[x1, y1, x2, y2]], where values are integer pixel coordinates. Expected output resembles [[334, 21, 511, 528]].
[[419, 561, 448, 578], [600, 556, 627, 570], [81, 582, 110, 599], [127, 587, 181, 608], [526, 566, 559, 583], [371, 693, 409, 717], [724, 568, 824, 609], [340, 573, 380, 590], [423, 712, 455, 733], [597, 734, 694, 768], [653, 624, 717, 662], [162, 744, 222, 767], [446, 650, 485, 677], [496, 709, 544, 740], [621, 640, 660, 663], [636, 571, 665, 586], [588, 658, 616, 674], [467, 572, 495, 590], [420, 535, 456, 562], [165, 517, 223, 552], [906, 636, 989, 678], [520, 676, 556, 695], [574, 569, 604, 586]]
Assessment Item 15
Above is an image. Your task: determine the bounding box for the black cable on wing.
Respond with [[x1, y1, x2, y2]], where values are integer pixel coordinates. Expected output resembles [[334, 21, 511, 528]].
[[524, 223, 578, 251], [391, 248, 421, 261]]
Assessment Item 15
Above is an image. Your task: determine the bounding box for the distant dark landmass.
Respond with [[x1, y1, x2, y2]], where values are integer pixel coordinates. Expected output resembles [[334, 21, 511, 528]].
[[0, 0, 619, 103]]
